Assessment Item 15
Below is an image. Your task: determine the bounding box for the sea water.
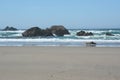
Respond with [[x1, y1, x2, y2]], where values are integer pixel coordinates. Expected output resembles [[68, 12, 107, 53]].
[[0, 29, 120, 47]]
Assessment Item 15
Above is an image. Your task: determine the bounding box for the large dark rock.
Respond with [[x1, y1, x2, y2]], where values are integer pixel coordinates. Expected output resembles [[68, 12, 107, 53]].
[[41, 28, 53, 36], [105, 32, 114, 36], [22, 25, 70, 37], [22, 27, 42, 37], [2, 26, 17, 31], [76, 31, 93, 36], [50, 25, 70, 36], [22, 27, 53, 37]]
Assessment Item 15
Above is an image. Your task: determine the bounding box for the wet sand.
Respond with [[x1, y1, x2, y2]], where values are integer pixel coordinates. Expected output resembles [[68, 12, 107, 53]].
[[0, 46, 120, 80]]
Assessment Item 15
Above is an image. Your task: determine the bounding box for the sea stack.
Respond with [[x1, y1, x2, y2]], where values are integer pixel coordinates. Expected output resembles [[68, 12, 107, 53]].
[[22, 27, 53, 37], [105, 32, 114, 36], [76, 31, 93, 36], [50, 25, 70, 36], [2, 26, 17, 31]]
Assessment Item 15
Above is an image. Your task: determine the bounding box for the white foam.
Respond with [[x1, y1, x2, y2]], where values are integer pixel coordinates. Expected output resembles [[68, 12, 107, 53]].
[[0, 38, 120, 43]]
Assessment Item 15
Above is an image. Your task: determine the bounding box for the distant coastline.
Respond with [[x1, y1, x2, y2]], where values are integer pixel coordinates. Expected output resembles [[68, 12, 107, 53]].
[[0, 25, 120, 30]]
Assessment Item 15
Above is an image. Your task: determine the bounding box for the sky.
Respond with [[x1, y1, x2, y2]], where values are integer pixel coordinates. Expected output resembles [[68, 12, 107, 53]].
[[0, 0, 120, 29]]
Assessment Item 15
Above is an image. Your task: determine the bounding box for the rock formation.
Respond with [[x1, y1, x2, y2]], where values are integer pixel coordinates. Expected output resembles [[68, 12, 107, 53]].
[[22, 27, 53, 37], [2, 26, 17, 31], [50, 25, 70, 36], [105, 32, 114, 36], [76, 31, 93, 36]]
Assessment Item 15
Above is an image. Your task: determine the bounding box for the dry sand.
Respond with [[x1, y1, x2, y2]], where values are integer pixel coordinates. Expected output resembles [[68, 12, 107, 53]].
[[0, 46, 120, 80]]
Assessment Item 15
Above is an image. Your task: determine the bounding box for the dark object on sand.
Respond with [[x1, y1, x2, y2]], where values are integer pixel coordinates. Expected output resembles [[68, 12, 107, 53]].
[[2, 26, 17, 31], [86, 41, 96, 47], [76, 31, 93, 36]]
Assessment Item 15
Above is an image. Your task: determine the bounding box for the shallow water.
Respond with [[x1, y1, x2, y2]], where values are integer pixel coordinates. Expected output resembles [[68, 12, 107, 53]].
[[0, 29, 120, 47]]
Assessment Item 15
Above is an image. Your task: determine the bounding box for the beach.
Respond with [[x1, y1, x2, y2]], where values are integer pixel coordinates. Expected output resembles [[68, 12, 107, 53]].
[[0, 47, 120, 80]]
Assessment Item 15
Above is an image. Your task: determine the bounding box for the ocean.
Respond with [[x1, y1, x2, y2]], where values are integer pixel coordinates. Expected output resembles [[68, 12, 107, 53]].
[[0, 29, 120, 47]]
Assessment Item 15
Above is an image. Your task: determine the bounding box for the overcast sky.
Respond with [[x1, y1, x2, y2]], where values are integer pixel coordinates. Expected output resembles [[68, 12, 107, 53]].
[[0, 0, 120, 29]]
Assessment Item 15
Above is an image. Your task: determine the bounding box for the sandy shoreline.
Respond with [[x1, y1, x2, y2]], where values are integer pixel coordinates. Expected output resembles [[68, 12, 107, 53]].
[[0, 46, 120, 80]]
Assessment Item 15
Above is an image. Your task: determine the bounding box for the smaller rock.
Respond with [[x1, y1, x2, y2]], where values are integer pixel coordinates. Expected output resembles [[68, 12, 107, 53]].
[[105, 32, 114, 36], [2, 26, 17, 31], [76, 31, 93, 36], [76, 31, 85, 36], [86, 41, 96, 47]]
